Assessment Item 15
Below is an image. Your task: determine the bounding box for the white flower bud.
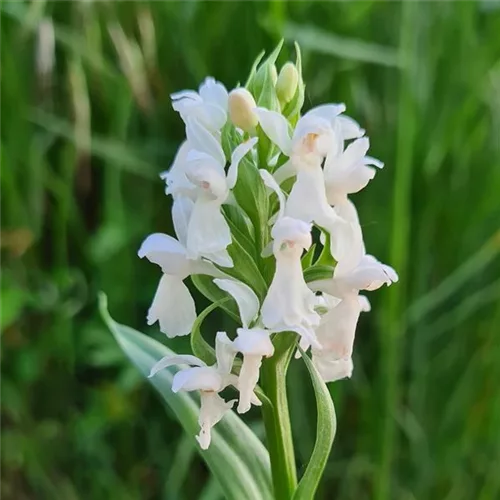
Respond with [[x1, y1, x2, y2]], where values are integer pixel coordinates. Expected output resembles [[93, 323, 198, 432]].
[[276, 62, 299, 104], [270, 64, 278, 85], [228, 88, 259, 131]]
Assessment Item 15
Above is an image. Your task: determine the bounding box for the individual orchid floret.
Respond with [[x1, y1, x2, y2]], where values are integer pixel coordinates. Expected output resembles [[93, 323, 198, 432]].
[[138, 232, 223, 337], [255, 104, 363, 172], [311, 293, 371, 382], [314, 254, 399, 298], [309, 254, 398, 382], [138, 196, 224, 337], [261, 216, 321, 350], [148, 332, 237, 450], [233, 328, 274, 414], [171, 77, 228, 133], [183, 121, 258, 267], [228, 88, 259, 132], [324, 137, 384, 206], [255, 107, 365, 270]]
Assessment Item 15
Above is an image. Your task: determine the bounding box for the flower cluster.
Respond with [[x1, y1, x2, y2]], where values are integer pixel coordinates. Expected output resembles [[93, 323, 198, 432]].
[[139, 45, 397, 449]]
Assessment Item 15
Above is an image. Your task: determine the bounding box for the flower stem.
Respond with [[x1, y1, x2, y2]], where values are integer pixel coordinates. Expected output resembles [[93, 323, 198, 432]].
[[260, 335, 297, 499]]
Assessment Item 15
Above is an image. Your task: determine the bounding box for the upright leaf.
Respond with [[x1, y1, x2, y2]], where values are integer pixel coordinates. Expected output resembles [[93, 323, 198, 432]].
[[293, 348, 336, 500], [99, 294, 273, 500]]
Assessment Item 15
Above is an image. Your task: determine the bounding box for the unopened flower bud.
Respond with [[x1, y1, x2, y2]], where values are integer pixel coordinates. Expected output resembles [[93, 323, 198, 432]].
[[276, 62, 299, 104], [228, 88, 259, 131], [270, 64, 278, 85]]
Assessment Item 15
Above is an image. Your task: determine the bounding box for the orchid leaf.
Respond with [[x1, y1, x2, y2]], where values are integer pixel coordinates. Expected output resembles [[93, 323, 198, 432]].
[[99, 293, 273, 500], [293, 347, 336, 500]]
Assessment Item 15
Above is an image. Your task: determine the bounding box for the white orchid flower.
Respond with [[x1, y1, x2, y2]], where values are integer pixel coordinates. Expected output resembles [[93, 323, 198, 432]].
[[324, 137, 384, 206], [183, 120, 258, 267], [212, 279, 276, 414], [233, 328, 274, 414], [309, 254, 398, 382], [255, 104, 364, 180], [311, 293, 370, 382], [261, 216, 321, 350], [138, 197, 224, 337], [255, 106, 364, 270], [148, 332, 237, 450], [171, 77, 228, 133]]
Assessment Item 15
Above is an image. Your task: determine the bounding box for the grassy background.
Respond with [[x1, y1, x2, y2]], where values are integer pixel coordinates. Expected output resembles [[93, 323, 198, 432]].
[[2, 1, 500, 499]]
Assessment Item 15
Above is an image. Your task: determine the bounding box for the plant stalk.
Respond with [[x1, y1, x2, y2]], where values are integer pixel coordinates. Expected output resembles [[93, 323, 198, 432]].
[[260, 336, 298, 499]]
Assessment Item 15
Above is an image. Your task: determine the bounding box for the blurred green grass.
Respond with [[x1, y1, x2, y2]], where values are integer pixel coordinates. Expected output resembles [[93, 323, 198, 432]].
[[1, 1, 500, 499]]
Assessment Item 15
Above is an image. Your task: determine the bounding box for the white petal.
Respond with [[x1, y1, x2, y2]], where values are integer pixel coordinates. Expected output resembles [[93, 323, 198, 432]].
[[342, 137, 370, 165], [343, 265, 392, 291], [271, 216, 312, 250], [259, 169, 286, 222], [303, 103, 346, 122], [255, 108, 292, 155], [161, 141, 195, 198], [288, 324, 322, 350], [233, 328, 274, 357], [225, 373, 262, 407], [171, 89, 200, 104], [185, 155, 228, 200], [190, 103, 227, 132], [190, 259, 228, 278], [213, 279, 259, 328], [237, 354, 263, 414], [149, 354, 206, 378], [197, 392, 235, 450], [186, 199, 231, 260], [381, 262, 399, 283], [199, 77, 229, 111], [365, 155, 384, 169], [215, 331, 236, 375], [330, 201, 365, 274], [273, 160, 296, 185], [138, 233, 189, 276], [203, 249, 233, 268], [313, 295, 361, 361], [186, 148, 226, 178], [226, 137, 258, 189], [312, 355, 353, 383], [172, 197, 194, 248], [186, 117, 225, 166], [337, 115, 365, 140], [358, 295, 371, 312], [147, 275, 197, 337], [342, 255, 398, 291], [173, 366, 223, 393]]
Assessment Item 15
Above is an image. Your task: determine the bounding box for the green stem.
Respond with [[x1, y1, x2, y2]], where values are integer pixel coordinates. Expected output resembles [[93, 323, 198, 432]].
[[260, 335, 298, 499]]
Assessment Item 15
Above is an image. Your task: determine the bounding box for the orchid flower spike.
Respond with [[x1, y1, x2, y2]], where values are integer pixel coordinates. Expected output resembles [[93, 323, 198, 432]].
[[171, 77, 229, 134], [148, 332, 237, 450], [309, 254, 398, 382], [183, 120, 258, 267]]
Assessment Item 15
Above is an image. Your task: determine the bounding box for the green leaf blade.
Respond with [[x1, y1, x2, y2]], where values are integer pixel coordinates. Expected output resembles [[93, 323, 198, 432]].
[[293, 348, 336, 500], [99, 293, 273, 500]]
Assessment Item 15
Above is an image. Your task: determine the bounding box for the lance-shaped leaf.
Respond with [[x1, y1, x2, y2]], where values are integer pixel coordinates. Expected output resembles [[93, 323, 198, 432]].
[[293, 347, 336, 500], [99, 293, 273, 500]]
